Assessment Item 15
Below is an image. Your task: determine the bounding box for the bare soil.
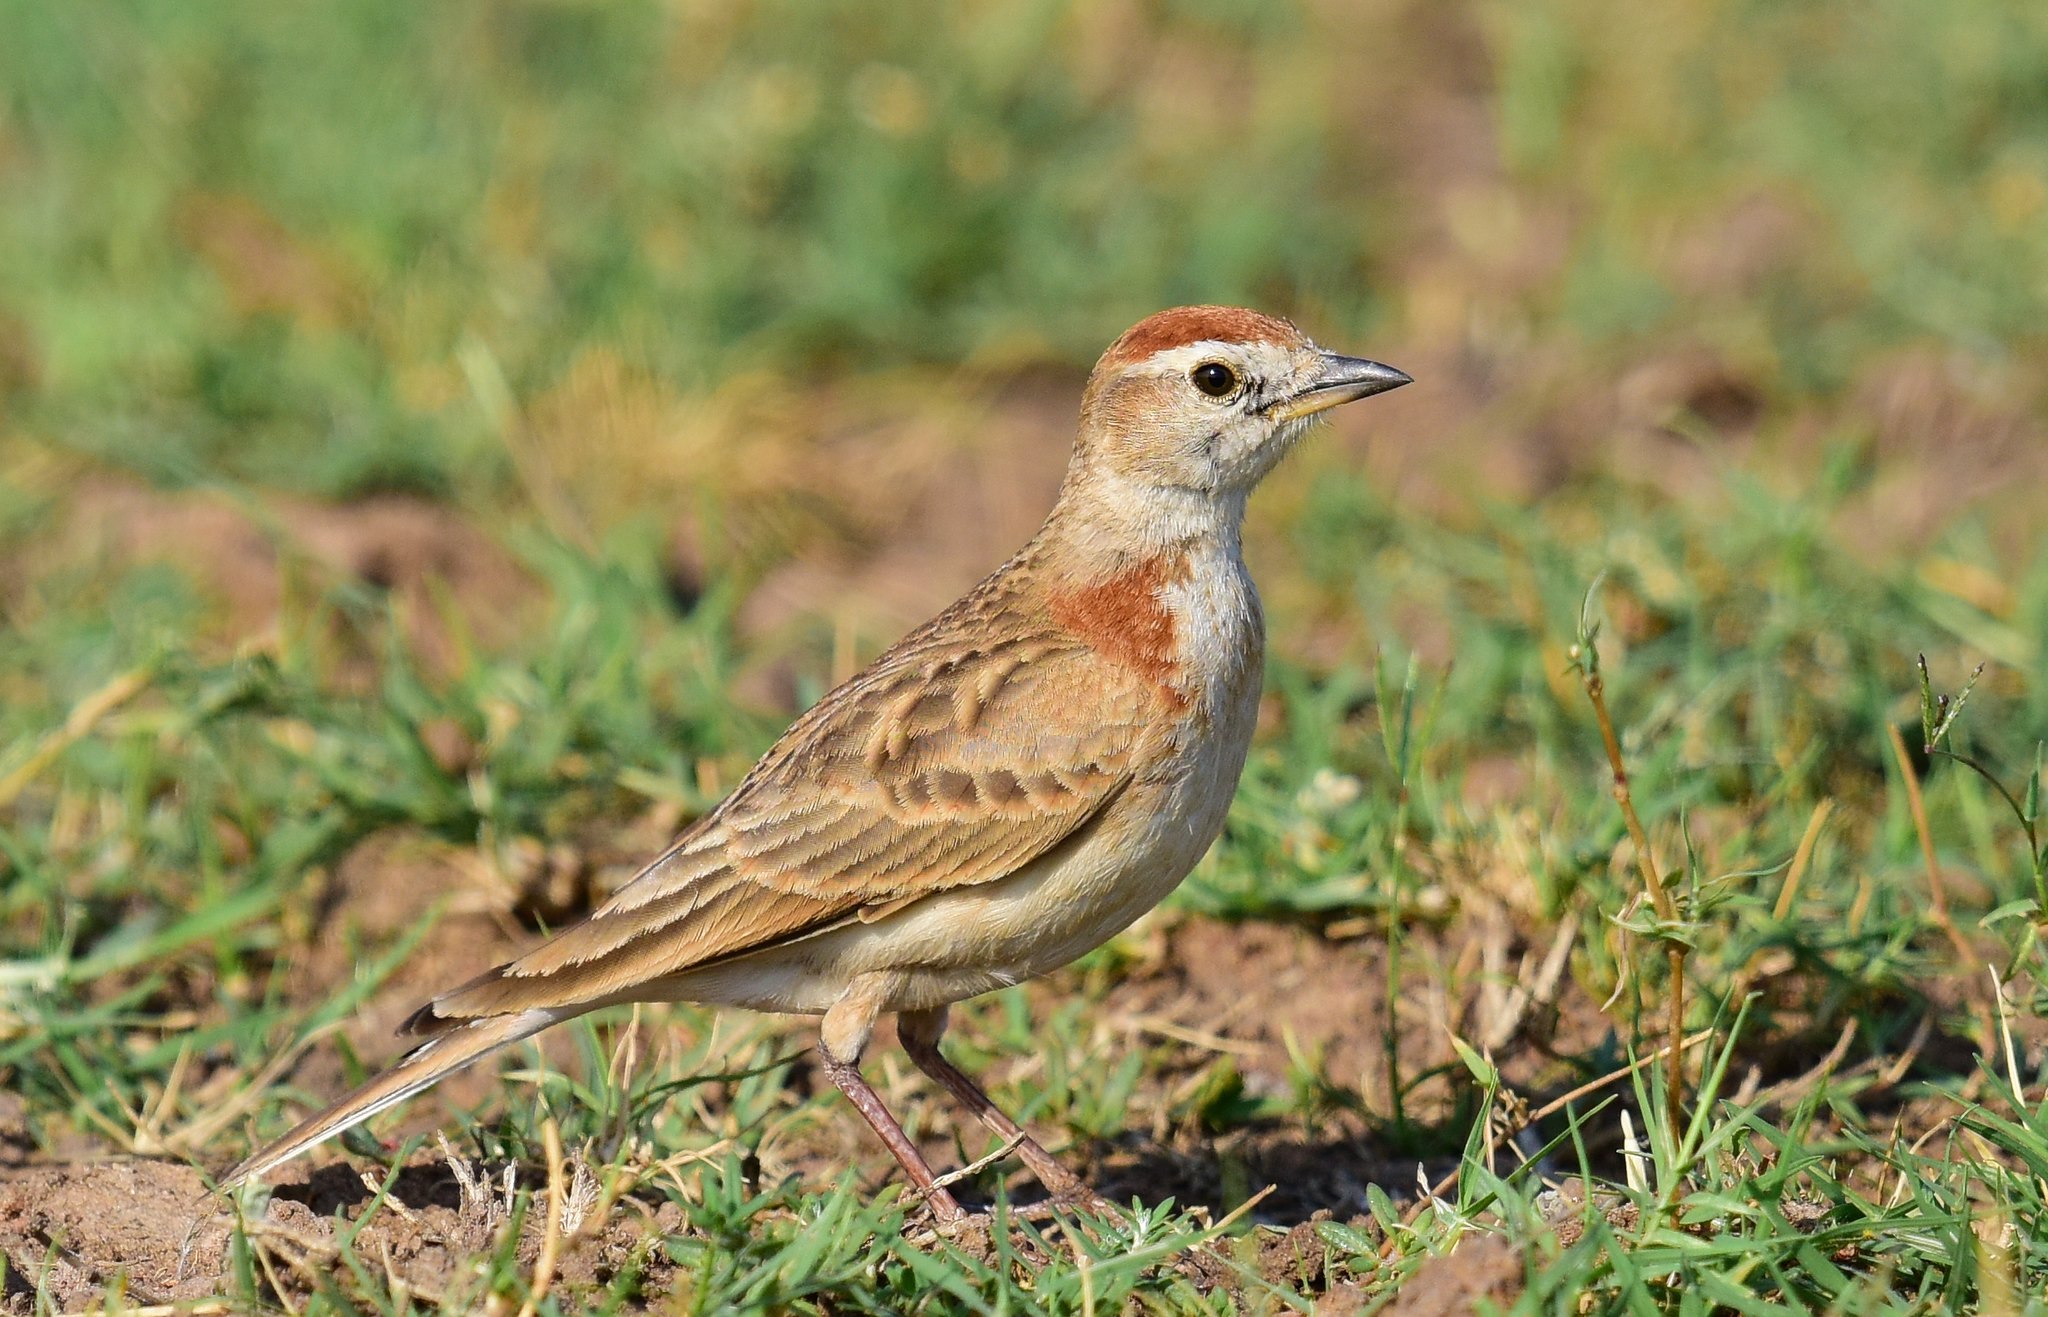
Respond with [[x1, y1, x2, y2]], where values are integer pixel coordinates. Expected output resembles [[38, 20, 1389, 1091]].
[[16, 475, 540, 678], [1371, 1233, 1526, 1316], [0, 1159, 233, 1311], [0, 1155, 677, 1312]]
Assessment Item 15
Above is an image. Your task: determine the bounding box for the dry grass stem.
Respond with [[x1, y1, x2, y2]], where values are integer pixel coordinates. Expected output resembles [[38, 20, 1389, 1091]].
[[1886, 722, 1995, 1054], [1772, 799, 1836, 922], [515, 1117, 568, 1317], [927, 1131, 1028, 1193], [0, 665, 152, 810], [1574, 642, 1688, 1140], [1886, 722, 1979, 969]]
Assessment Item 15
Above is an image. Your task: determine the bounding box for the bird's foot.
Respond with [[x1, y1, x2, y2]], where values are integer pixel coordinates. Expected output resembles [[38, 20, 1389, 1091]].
[[908, 1184, 970, 1229], [906, 1185, 1124, 1246]]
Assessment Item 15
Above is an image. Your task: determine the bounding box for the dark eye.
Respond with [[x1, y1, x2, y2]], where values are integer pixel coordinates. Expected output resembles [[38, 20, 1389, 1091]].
[[1190, 361, 1239, 398]]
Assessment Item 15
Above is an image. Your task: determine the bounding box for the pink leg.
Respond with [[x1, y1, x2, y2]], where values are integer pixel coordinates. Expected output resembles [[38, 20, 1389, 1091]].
[[819, 1042, 967, 1224], [898, 1006, 1104, 1204]]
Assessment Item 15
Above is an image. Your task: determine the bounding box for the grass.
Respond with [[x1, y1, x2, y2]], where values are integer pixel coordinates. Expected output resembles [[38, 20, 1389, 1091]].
[[3, 0, 2048, 1312]]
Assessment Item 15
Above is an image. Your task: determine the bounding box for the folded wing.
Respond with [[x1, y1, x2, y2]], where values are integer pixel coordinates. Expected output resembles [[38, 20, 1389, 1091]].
[[409, 613, 1160, 1030]]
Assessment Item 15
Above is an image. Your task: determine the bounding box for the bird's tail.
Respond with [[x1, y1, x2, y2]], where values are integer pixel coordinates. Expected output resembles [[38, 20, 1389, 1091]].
[[219, 1007, 565, 1188]]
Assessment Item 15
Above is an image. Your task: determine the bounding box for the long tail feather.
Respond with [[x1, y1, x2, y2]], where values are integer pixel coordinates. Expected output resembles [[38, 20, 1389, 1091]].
[[219, 1008, 564, 1188]]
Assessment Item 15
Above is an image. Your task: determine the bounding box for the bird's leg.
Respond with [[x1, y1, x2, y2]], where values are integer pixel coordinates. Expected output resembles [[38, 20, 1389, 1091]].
[[821, 989, 966, 1224], [898, 1006, 1105, 1206]]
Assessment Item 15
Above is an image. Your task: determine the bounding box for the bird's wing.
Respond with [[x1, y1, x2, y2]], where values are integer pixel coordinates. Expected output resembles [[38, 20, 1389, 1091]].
[[413, 617, 1162, 1026]]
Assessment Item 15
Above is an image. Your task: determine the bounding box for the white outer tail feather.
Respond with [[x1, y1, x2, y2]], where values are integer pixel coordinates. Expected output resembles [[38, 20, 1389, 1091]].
[[220, 1008, 563, 1188]]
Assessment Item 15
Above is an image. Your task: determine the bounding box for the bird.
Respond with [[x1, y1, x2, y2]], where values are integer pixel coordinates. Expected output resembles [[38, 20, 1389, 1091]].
[[221, 306, 1410, 1223]]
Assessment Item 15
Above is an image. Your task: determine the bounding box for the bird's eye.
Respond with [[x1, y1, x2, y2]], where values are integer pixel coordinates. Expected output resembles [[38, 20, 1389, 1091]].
[[1190, 362, 1239, 398]]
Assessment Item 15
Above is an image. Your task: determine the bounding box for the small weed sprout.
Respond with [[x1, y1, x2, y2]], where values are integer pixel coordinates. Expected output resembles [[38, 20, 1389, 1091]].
[[1373, 649, 1446, 1135], [1918, 655, 2047, 910]]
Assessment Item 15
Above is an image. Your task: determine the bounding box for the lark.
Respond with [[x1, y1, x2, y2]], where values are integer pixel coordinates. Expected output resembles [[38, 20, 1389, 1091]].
[[223, 306, 1409, 1222]]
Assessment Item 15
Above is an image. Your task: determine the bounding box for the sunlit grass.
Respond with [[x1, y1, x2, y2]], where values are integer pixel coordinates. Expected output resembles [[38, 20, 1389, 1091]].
[[3, 0, 2047, 1311]]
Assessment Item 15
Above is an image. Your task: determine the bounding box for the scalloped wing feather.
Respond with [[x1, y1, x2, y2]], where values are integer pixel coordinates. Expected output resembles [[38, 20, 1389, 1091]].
[[413, 611, 1162, 1026]]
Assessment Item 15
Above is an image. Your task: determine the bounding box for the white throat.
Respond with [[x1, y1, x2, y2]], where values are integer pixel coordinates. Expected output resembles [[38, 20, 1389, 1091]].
[[1055, 468, 1251, 565]]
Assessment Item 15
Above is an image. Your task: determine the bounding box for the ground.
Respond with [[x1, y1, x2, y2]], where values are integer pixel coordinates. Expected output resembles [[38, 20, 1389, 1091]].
[[3, 0, 2047, 1312]]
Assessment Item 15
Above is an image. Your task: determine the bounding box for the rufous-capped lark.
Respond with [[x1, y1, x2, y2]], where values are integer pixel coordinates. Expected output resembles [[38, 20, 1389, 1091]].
[[224, 306, 1410, 1223]]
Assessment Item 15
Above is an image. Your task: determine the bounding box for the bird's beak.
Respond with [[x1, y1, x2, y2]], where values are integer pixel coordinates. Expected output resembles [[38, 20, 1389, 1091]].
[[1271, 352, 1412, 422]]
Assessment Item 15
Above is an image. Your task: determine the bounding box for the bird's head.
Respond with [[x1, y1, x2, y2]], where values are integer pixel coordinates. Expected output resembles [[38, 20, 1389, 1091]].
[[1074, 306, 1410, 498]]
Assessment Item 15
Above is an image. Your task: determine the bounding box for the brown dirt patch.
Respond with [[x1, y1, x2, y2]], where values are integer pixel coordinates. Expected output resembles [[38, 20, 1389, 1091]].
[[1070, 919, 1445, 1223], [251, 1156, 681, 1308], [947, 909, 1637, 1227], [1371, 1233, 1525, 1316], [1248, 1212, 1370, 1295], [31, 476, 537, 674], [266, 829, 591, 1136], [293, 831, 533, 1052], [175, 193, 361, 329], [0, 1097, 29, 1171], [0, 1154, 679, 1311], [0, 1160, 233, 1310], [1103, 910, 1606, 1112], [1108, 919, 1409, 1103]]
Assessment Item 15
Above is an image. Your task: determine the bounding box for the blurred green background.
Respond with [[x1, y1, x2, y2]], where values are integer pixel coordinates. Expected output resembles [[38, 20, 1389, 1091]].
[[6, 0, 2046, 702], [3, 0, 2044, 503]]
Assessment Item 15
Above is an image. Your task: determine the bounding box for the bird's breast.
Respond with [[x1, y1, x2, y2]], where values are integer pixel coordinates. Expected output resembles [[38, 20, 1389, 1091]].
[[1045, 540, 1263, 720], [1046, 552, 1191, 710], [988, 546, 1266, 971], [683, 546, 1268, 1015]]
